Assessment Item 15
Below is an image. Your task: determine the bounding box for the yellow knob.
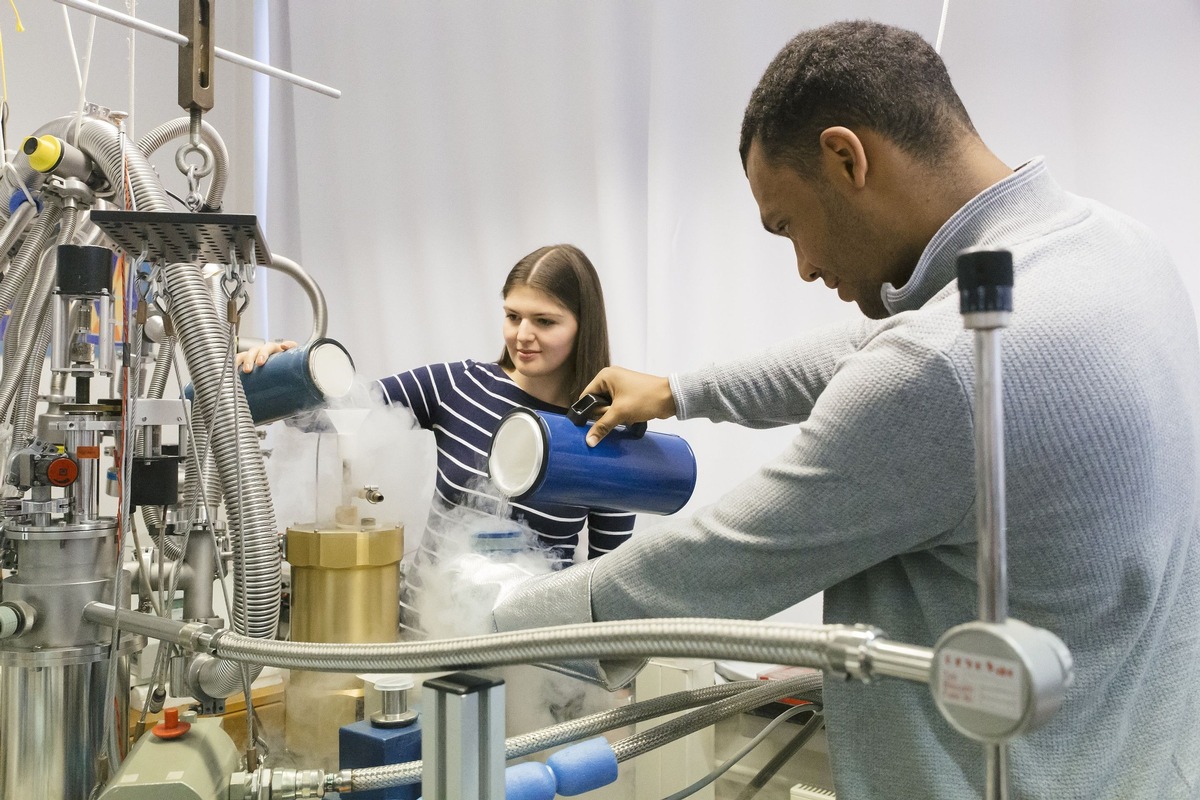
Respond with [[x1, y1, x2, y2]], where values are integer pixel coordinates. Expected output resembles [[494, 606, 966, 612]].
[[23, 135, 64, 173]]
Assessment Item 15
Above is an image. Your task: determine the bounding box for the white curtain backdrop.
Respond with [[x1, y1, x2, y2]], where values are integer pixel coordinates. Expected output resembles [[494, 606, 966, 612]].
[[251, 0, 1200, 623], [7, 0, 1200, 624]]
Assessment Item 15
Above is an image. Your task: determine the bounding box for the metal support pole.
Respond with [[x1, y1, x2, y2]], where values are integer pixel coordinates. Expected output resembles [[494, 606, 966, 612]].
[[421, 673, 506, 800], [974, 327, 1008, 624], [958, 247, 1015, 800]]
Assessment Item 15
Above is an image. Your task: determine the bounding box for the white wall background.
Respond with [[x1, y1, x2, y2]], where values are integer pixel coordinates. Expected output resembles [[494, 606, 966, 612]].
[[6, 0, 1199, 624]]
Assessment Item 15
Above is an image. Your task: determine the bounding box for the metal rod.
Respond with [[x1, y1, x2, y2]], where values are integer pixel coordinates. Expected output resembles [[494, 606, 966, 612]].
[[53, 0, 342, 99], [975, 329, 1008, 624], [986, 744, 1009, 798]]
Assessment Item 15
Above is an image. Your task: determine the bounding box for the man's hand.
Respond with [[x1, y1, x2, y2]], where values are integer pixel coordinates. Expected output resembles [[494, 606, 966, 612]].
[[579, 366, 677, 446], [235, 340, 297, 373]]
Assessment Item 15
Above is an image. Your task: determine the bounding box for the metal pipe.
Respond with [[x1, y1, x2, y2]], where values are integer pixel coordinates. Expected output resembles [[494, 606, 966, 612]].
[[868, 639, 935, 684], [265, 253, 328, 344], [975, 329, 1007, 624], [83, 603, 216, 652], [182, 528, 218, 622], [52, 0, 342, 98]]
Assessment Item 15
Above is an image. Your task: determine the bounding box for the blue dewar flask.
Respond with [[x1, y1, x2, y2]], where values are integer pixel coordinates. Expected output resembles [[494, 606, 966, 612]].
[[487, 408, 696, 515]]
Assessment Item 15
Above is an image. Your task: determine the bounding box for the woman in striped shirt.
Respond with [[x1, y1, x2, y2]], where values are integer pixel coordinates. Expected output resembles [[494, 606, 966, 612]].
[[243, 244, 636, 570], [374, 244, 637, 567]]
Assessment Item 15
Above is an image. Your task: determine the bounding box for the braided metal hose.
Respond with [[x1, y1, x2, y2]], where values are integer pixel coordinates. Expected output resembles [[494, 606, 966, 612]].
[[344, 679, 766, 790], [0, 203, 63, 420], [208, 618, 878, 676], [508, 679, 764, 759], [612, 672, 822, 763]]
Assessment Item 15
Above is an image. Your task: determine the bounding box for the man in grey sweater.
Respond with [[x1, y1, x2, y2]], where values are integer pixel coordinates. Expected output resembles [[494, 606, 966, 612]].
[[494, 21, 1200, 799]]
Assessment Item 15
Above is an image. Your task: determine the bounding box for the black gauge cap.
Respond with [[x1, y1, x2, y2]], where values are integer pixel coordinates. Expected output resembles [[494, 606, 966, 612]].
[[957, 247, 1013, 314]]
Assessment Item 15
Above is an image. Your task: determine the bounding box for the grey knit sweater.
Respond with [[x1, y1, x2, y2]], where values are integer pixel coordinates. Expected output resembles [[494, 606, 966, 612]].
[[494, 159, 1200, 799]]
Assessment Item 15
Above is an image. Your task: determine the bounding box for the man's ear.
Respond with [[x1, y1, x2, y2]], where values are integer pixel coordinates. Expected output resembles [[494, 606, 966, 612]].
[[819, 126, 868, 189]]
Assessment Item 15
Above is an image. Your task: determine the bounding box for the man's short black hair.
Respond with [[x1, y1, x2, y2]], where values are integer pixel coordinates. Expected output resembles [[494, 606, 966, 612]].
[[740, 20, 977, 175]]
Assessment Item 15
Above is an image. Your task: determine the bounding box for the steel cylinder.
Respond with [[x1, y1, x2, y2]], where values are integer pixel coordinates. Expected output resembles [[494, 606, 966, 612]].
[[0, 516, 133, 799], [0, 646, 133, 800]]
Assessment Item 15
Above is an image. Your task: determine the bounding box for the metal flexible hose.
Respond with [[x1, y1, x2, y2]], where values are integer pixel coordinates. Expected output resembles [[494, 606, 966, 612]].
[[163, 262, 280, 695], [146, 336, 176, 399], [612, 672, 822, 763], [75, 118, 171, 212], [1, 245, 46, 376], [347, 680, 765, 790], [0, 202, 36, 264], [136, 118, 229, 210], [180, 274, 233, 525], [0, 204, 63, 421], [208, 619, 872, 675], [11, 316, 53, 443], [0, 160, 43, 225], [181, 417, 224, 523], [0, 205, 61, 340], [2, 235, 49, 381]]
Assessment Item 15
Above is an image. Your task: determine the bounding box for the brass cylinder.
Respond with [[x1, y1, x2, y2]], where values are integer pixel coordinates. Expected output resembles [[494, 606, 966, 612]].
[[283, 521, 403, 770], [286, 524, 404, 643]]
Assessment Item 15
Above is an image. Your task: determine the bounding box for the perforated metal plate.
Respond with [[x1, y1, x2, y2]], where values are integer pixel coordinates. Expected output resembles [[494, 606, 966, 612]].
[[88, 210, 270, 266]]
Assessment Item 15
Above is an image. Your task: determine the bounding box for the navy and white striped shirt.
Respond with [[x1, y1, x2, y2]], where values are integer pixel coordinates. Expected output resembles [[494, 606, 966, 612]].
[[375, 360, 636, 562]]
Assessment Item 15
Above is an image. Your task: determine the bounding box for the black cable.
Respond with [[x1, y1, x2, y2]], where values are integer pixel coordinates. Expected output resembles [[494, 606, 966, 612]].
[[733, 712, 824, 800]]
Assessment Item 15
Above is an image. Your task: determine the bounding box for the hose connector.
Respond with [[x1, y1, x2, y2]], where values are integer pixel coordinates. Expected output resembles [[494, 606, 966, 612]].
[[325, 771, 353, 795], [825, 624, 882, 682], [228, 767, 326, 800]]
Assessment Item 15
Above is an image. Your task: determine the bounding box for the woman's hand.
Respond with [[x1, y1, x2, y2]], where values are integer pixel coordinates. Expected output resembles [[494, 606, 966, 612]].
[[578, 366, 677, 446], [235, 340, 298, 373]]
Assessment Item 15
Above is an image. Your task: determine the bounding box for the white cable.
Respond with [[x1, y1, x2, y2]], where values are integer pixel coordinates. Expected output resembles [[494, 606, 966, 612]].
[[661, 704, 816, 800], [125, 0, 135, 142], [60, 5, 82, 88], [935, 0, 950, 54], [72, 2, 99, 145]]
